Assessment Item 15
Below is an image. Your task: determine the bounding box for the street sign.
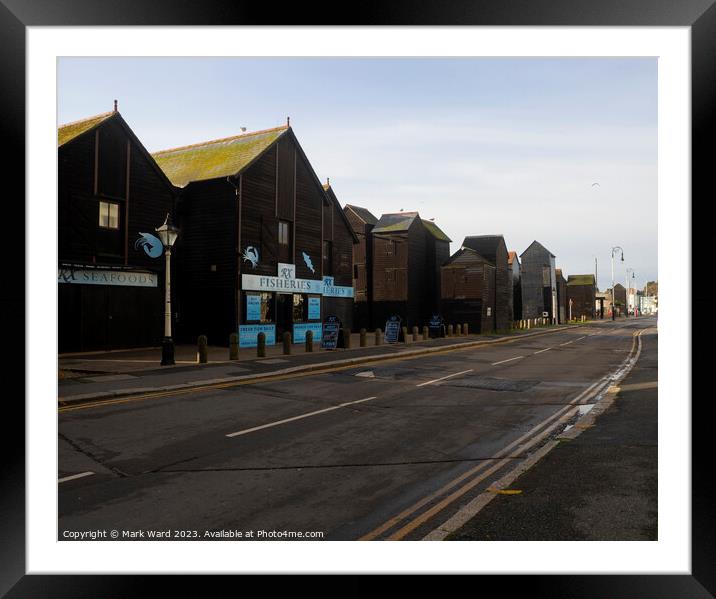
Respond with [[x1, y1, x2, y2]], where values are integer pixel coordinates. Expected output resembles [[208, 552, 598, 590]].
[[321, 315, 341, 350], [384, 315, 402, 344]]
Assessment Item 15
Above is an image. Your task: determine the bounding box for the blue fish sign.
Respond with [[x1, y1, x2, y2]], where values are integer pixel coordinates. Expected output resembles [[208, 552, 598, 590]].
[[302, 252, 315, 274], [134, 232, 164, 258]]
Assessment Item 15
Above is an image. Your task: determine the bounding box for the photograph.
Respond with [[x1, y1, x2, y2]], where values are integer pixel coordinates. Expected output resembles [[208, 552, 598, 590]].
[[56, 55, 659, 543], [3, 5, 704, 588]]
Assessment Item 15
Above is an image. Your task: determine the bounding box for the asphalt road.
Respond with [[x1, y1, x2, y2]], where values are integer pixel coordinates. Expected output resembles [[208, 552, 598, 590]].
[[58, 317, 656, 541]]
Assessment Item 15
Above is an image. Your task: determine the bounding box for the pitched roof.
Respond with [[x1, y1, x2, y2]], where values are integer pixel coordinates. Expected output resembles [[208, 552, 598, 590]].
[[520, 239, 555, 259], [443, 246, 490, 267], [568, 274, 596, 286], [345, 204, 378, 226], [372, 212, 420, 234], [507, 251, 519, 266], [58, 111, 115, 147], [461, 235, 506, 264], [422, 219, 451, 242], [152, 125, 289, 187]]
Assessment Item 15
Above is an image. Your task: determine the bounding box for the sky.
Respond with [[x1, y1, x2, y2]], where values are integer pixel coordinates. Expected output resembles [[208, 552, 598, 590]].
[[58, 57, 657, 291]]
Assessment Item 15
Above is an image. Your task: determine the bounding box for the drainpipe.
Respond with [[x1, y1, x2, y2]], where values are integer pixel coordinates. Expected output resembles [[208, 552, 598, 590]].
[[227, 175, 242, 332]]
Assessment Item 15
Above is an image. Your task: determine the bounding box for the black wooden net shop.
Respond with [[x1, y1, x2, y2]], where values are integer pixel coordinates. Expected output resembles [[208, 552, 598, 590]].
[[152, 121, 358, 348], [58, 108, 177, 352]]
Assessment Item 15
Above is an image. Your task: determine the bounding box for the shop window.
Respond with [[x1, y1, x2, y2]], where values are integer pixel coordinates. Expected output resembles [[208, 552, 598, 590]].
[[245, 292, 274, 323], [98, 201, 120, 229]]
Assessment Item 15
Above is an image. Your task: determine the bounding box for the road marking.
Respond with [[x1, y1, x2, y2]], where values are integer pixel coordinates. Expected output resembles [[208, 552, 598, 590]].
[[58, 471, 94, 484], [491, 356, 523, 366], [360, 373, 613, 541], [416, 369, 473, 387], [225, 397, 378, 438], [533, 348, 552, 355], [559, 340, 574, 346], [420, 327, 649, 541]]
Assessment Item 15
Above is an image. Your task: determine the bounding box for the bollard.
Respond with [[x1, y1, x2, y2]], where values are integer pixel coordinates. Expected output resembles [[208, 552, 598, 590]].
[[257, 332, 266, 357], [422, 325, 429, 341], [375, 328, 382, 346], [412, 326, 419, 342], [229, 333, 239, 360], [527, 320, 531, 329], [456, 323, 462, 336], [282, 331, 292, 355], [343, 329, 352, 349], [305, 329, 313, 352], [464, 323, 469, 336], [447, 324, 454, 337], [360, 328, 367, 347], [402, 326, 409, 344], [197, 335, 208, 363]]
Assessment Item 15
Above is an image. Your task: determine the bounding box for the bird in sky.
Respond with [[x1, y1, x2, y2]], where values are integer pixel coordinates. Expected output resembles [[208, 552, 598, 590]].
[[591, 182, 600, 187]]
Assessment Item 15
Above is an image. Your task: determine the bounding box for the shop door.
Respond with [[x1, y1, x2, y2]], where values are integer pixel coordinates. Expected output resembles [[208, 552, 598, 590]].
[[275, 293, 293, 339]]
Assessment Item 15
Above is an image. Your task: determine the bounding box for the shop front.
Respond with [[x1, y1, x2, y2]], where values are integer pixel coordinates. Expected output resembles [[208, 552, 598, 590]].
[[239, 263, 352, 347]]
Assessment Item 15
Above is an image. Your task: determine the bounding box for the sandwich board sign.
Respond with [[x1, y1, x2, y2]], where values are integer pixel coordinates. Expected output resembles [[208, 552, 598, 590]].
[[384, 315, 402, 344], [321, 315, 341, 350]]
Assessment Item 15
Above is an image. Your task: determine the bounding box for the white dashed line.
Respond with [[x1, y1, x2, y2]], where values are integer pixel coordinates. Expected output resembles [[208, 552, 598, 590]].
[[58, 471, 94, 484], [533, 347, 552, 354], [226, 397, 378, 438], [560, 340, 574, 346], [491, 356, 524, 366], [416, 369, 473, 387]]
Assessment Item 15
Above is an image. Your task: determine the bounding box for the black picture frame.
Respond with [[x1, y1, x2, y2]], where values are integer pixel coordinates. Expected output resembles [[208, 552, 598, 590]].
[[2, 0, 708, 595]]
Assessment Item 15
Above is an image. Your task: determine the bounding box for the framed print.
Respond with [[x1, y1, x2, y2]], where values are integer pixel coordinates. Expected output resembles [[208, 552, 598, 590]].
[[2, 0, 711, 594]]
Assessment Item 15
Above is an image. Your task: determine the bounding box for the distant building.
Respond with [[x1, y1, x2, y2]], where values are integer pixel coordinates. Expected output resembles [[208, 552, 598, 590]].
[[370, 212, 451, 329], [556, 269, 568, 323], [520, 241, 557, 321], [440, 247, 496, 334], [566, 274, 597, 320], [508, 251, 522, 321], [343, 204, 378, 331], [607, 283, 627, 316], [461, 235, 510, 331]]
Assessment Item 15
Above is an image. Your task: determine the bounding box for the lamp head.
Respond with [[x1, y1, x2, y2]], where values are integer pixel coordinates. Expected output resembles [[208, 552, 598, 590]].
[[155, 213, 179, 248]]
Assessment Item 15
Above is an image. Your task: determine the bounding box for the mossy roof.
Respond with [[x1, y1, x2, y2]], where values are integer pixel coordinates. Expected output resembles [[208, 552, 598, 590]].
[[422, 219, 451, 242], [567, 274, 596, 286], [58, 111, 115, 147], [151, 126, 289, 188]]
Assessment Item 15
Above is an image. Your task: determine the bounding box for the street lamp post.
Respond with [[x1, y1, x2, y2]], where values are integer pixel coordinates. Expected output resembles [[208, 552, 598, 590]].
[[156, 213, 179, 366], [610, 246, 624, 320], [625, 267, 634, 318]]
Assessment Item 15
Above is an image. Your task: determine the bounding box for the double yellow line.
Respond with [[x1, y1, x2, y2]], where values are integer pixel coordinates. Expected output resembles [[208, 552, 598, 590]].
[[359, 328, 646, 541]]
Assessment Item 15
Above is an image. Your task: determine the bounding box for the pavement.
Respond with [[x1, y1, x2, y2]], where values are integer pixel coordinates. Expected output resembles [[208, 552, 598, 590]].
[[58, 323, 584, 405], [57, 316, 656, 542], [447, 325, 657, 541]]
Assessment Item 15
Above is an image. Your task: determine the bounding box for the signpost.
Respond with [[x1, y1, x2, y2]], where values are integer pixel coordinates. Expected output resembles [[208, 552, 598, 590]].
[[321, 315, 341, 350], [384, 315, 402, 344]]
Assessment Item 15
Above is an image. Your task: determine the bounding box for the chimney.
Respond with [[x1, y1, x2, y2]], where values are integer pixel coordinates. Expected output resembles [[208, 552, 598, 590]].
[[113, 99, 118, 112]]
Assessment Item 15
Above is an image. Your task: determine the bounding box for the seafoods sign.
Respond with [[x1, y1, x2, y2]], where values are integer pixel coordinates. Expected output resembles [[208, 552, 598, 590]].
[[58, 268, 157, 287]]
